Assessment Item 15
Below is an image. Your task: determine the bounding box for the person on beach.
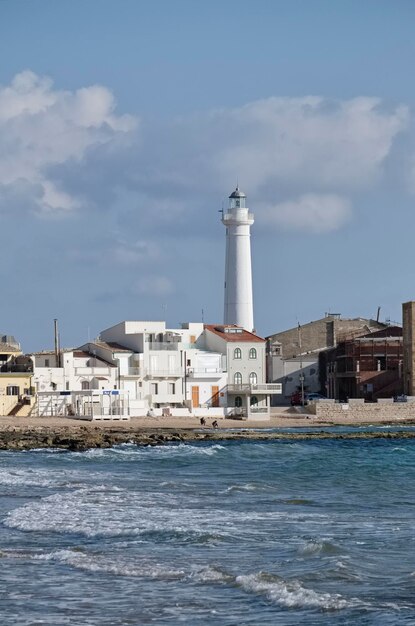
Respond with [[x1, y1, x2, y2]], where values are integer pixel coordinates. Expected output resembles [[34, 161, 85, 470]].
[[200, 417, 206, 426], [212, 420, 218, 429]]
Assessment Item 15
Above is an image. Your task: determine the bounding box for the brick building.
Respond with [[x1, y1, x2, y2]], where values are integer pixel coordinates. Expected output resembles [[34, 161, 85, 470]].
[[266, 314, 388, 403], [324, 326, 403, 401]]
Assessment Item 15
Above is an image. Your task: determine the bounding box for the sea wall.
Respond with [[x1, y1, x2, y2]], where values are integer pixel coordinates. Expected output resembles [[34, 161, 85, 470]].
[[310, 399, 415, 420]]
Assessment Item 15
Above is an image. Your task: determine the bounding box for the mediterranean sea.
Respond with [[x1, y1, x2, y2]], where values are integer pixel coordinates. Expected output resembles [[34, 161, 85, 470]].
[[1, 428, 415, 624]]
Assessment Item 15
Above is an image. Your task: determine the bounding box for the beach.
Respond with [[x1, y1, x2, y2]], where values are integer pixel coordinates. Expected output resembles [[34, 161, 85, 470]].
[[1, 409, 415, 450]]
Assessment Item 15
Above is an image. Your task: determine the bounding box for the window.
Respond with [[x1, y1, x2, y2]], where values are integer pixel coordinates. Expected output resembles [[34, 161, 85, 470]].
[[249, 348, 257, 360], [6, 385, 19, 396], [249, 372, 257, 385], [235, 396, 242, 407], [169, 383, 175, 394], [234, 347, 242, 360], [151, 383, 158, 395], [234, 372, 242, 385], [66, 382, 69, 391], [81, 380, 90, 390], [45, 359, 50, 367], [250, 396, 258, 406]]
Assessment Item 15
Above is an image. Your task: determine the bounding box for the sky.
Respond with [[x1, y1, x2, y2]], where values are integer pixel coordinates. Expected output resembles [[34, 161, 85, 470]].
[[1, 0, 415, 351]]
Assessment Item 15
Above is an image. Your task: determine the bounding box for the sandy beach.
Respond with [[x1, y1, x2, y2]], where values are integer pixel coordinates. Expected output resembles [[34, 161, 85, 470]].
[[1, 410, 415, 432]]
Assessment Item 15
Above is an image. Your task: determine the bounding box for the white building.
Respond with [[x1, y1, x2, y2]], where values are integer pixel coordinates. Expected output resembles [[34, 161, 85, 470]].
[[84, 320, 281, 418], [31, 348, 120, 417], [204, 325, 280, 418], [86, 321, 227, 416], [222, 187, 254, 332]]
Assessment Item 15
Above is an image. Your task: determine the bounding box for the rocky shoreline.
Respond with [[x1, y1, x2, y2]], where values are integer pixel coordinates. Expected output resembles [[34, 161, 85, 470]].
[[1, 424, 415, 451]]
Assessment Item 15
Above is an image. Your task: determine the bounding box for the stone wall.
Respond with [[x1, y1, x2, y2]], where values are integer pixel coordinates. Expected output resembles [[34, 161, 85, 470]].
[[310, 399, 415, 420], [267, 316, 386, 359]]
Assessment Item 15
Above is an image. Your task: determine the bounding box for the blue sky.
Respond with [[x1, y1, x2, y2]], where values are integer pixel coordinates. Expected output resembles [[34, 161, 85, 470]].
[[1, 0, 415, 350]]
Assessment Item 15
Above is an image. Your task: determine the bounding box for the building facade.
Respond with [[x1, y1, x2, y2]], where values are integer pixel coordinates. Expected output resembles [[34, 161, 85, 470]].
[[267, 314, 389, 403], [325, 327, 403, 401]]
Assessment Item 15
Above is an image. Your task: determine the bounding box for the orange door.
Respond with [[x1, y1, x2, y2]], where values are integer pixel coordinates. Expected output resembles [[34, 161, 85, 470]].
[[192, 386, 200, 408], [211, 386, 219, 407]]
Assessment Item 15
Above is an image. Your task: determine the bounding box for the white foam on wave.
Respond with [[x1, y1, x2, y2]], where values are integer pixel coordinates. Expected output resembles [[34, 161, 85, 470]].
[[235, 572, 348, 610], [298, 538, 340, 556], [4, 486, 241, 539], [35, 549, 186, 580], [1, 548, 185, 580], [79, 443, 227, 460], [223, 482, 273, 494], [0, 466, 104, 489]]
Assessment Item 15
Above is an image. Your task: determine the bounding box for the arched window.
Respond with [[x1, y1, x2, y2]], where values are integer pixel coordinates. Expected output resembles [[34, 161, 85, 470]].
[[234, 372, 242, 385], [249, 348, 257, 359], [81, 380, 90, 390], [234, 347, 242, 360], [250, 396, 258, 406], [249, 372, 257, 386], [235, 396, 242, 407]]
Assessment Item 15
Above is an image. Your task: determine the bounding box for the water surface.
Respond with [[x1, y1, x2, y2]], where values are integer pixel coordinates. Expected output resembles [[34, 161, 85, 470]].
[[1, 433, 415, 624]]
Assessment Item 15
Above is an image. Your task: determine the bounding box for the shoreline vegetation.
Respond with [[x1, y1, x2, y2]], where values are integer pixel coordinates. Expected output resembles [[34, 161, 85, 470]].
[[1, 413, 415, 451]]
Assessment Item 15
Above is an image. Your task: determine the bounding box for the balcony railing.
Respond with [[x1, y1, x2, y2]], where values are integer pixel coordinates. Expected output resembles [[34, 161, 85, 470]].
[[146, 342, 178, 351], [187, 367, 223, 377], [227, 383, 282, 394]]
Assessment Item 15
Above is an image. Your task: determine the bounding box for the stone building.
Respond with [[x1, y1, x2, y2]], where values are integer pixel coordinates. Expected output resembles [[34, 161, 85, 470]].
[[403, 301, 415, 395], [325, 326, 403, 401], [267, 314, 389, 403]]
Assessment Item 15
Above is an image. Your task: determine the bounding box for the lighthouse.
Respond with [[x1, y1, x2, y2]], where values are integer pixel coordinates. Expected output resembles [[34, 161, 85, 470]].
[[222, 186, 255, 332]]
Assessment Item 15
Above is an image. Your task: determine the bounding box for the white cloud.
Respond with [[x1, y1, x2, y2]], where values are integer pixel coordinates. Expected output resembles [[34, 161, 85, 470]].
[[213, 97, 408, 191], [0, 71, 409, 236], [0, 71, 137, 214], [262, 193, 352, 233]]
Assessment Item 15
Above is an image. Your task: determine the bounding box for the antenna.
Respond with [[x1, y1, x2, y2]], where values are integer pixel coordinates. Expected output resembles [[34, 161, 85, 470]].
[[201, 308, 204, 323]]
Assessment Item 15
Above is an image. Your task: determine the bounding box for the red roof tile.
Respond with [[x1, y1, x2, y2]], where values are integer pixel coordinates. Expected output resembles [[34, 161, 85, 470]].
[[204, 325, 265, 343]]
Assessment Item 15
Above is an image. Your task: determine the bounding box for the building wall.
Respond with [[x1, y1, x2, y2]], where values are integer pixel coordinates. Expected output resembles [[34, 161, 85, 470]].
[[226, 342, 266, 386], [403, 301, 415, 395], [267, 315, 386, 359], [268, 355, 319, 404]]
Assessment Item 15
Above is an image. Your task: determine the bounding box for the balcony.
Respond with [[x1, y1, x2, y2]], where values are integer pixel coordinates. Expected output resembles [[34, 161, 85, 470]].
[[147, 369, 182, 378], [222, 212, 254, 224], [227, 383, 282, 395], [75, 367, 111, 376], [187, 367, 223, 378], [146, 342, 178, 351]]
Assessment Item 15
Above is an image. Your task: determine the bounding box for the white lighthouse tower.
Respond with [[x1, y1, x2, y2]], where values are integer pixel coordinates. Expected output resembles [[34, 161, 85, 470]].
[[222, 186, 255, 332]]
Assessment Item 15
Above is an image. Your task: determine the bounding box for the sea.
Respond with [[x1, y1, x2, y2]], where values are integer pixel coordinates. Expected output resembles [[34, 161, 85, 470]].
[[1, 426, 415, 625]]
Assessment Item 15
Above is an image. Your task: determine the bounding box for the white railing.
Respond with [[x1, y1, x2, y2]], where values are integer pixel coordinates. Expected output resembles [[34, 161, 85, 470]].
[[147, 370, 183, 378], [187, 368, 223, 376], [146, 342, 178, 351], [226, 383, 282, 394], [75, 367, 111, 376]]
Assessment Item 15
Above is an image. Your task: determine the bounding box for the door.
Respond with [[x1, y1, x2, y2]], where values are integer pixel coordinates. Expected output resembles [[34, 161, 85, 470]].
[[192, 386, 200, 408], [211, 385, 219, 407]]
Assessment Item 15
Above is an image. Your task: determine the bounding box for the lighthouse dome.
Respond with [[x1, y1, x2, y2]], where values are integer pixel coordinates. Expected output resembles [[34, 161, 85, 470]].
[[229, 186, 246, 199]]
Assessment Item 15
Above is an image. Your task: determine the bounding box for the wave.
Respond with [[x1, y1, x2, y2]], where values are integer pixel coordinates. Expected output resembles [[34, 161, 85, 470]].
[[0, 467, 103, 489], [298, 538, 341, 556], [0, 547, 352, 611], [1, 548, 186, 580], [4, 486, 241, 540], [235, 572, 348, 610], [76, 443, 227, 460]]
